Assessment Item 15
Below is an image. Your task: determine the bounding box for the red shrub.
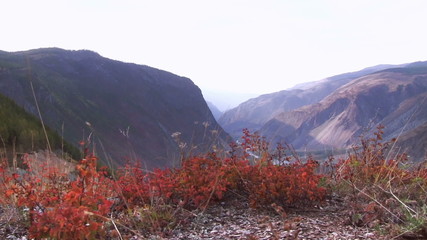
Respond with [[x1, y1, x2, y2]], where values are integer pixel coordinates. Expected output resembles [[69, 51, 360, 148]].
[[115, 163, 151, 207], [173, 154, 230, 208], [245, 159, 326, 208], [4, 154, 114, 239], [0, 129, 328, 238]]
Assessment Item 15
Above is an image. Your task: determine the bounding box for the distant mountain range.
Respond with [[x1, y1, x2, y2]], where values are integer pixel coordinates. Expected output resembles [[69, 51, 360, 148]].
[[219, 64, 400, 138], [219, 62, 427, 161], [0, 48, 229, 168], [206, 101, 222, 120]]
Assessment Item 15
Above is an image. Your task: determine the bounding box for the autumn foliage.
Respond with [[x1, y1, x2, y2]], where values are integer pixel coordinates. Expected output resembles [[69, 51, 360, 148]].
[[1, 154, 113, 239], [1, 125, 426, 238], [115, 129, 326, 211], [327, 126, 427, 237]]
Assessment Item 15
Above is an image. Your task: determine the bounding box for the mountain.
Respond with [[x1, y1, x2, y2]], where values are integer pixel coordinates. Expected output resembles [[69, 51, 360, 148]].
[[202, 89, 260, 112], [289, 64, 404, 91], [260, 62, 427, 160], [206, 101, 222, 120], [398, 122, 427, 161], [219, 64, 399, 138], [0, 48, 230, 168]]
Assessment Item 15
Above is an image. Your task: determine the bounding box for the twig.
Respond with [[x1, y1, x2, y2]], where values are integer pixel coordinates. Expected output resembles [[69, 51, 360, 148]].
[[109, 215, 124, 240], [201, 172, 221, 214], [346, 180, 403, 222], [84, 211, 143, 238], [377, 185, 417, 217], [26, 58, 52, 153], [391, 226, 421, 240]]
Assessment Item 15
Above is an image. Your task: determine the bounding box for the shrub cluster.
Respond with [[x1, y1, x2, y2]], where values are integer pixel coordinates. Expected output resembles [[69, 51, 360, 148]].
[[331, 126, 427, 237], [0, 129, 326, 239], [1, 154, 113, 239], [4, 126, 426, 238], [116, 152, 325, 210]]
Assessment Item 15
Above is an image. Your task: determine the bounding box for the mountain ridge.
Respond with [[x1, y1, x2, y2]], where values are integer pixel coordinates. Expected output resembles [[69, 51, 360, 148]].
[[220, 61, 427, 161], [219, 64, 401, 138], [262, 65, 427, 159]]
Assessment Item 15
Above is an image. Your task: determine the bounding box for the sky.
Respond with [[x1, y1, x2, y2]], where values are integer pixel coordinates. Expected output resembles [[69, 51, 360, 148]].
[[2, 0, 427, 110]]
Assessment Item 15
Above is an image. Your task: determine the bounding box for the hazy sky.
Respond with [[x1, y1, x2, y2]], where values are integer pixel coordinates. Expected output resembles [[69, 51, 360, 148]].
[[2, 0, 427, 109]]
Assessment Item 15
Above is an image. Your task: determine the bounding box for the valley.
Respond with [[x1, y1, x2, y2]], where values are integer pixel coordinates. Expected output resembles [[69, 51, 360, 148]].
[[0, 48, 427, 239]]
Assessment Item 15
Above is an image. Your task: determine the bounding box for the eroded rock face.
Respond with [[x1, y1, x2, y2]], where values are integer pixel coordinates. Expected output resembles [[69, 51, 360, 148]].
[[260, 66, 427, 160], [219, 64, 399, 139], [0, 48, 230, 168], [219, 61, 427, 161]]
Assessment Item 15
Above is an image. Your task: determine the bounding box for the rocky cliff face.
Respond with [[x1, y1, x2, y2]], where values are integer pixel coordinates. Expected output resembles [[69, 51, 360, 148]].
[[260, 63, 427, 160], [0, 48, 230, 168], [398, 122, 427, 161], [219, 65, 399, 138], [218, 61, 427, 161]]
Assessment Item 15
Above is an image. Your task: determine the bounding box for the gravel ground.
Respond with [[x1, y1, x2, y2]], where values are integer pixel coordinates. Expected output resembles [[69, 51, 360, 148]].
[[0, 196, 415, 239], [144, 199, 385, 240]]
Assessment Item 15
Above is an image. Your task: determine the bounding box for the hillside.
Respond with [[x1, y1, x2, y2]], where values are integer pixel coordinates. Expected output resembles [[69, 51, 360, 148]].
[[0, 93, 79, 160], [219, 64, 399, 138], [260, 62, 427, 160], [0, 48, 229, 168], [206, 101, 222, 120], [398, 122, 427, 161]]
